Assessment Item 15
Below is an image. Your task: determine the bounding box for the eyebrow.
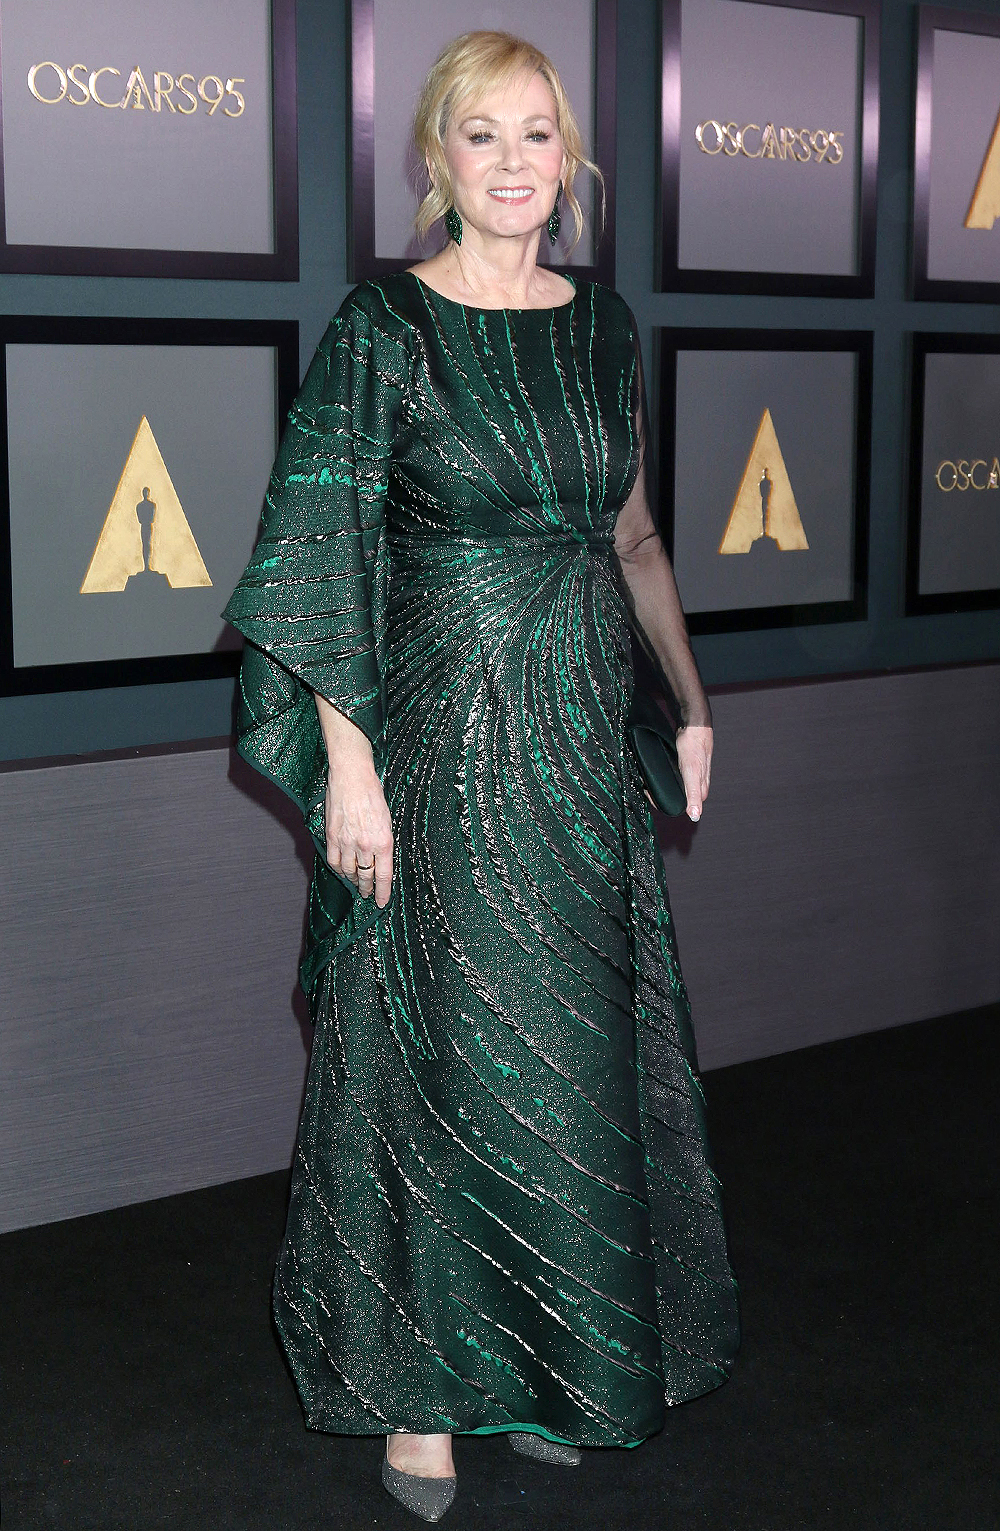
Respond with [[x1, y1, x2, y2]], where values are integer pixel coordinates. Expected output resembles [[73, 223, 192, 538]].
[[459, 113, 555, 127]]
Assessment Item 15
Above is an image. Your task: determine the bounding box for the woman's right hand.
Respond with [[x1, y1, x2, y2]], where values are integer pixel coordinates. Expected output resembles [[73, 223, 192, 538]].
[[324, 762, 394, 906], [315, 694, 394, 907]]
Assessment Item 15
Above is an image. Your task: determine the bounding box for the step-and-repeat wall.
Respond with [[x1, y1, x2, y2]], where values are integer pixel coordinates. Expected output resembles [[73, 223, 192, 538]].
[[0, 0, 998, 1227], [1, 0, 998, 710]]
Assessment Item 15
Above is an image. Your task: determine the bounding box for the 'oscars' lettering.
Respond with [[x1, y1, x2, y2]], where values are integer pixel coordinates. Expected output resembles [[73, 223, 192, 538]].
[[26, 62, 67, 104], [934, 458, 1000, 491], [695, 120, 845, 164], [27, 62, 246, 116], [90, 67, 122, 108]]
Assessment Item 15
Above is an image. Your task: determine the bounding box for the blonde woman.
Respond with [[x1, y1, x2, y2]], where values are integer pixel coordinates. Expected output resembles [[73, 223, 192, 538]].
[[225, 31, 739, 1523]]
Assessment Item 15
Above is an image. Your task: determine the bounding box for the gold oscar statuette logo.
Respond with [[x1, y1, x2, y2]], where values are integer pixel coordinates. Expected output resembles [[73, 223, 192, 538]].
[[718, 408, 809, 555], [80, 417, 212, 593], [965, 105, 1000, 230]]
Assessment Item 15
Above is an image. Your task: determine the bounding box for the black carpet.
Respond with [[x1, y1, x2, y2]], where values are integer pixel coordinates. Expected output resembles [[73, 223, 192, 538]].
[[2, 1006, 998, 1531]]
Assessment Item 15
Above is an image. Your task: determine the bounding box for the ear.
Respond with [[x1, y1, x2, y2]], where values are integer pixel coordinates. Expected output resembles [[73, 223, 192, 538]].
[[425, 153, 437, 191]]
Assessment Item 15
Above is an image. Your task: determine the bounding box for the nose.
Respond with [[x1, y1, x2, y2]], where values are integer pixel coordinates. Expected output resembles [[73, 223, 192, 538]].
[[496, 130, 525, 174]]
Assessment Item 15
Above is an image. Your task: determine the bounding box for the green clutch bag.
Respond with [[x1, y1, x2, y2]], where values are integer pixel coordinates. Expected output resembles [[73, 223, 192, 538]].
[[626, 690, 686, 816]]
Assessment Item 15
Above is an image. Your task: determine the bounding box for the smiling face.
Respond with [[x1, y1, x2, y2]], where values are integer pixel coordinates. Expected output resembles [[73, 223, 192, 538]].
[[439, 69, 568, 244]]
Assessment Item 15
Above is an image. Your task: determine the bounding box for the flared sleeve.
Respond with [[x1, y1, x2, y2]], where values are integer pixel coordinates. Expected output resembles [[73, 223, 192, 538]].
[[223, 289, 411, 858], [612, 312, 712, 730]]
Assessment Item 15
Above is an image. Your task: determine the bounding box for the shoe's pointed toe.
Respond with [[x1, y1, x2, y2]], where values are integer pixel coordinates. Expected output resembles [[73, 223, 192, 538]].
[[508, 1430, 582, 1466], [381, 1455, 458, 1522]]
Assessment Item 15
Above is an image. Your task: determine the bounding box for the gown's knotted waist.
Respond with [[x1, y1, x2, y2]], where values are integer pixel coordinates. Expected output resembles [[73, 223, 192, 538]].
[[386, 522, 618, 561]]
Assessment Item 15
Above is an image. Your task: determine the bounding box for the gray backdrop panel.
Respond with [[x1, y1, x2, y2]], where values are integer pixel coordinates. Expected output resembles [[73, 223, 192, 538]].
[[0, 0, 274, 254], [678, 0, 861, 276], [6, 342, 276, 667], [372, 0, 596, 265], [928, 31, 1000, 285], [919, 352, 1000, 595], [672, 347, 857, 613], [3, 662, 997, 1232]]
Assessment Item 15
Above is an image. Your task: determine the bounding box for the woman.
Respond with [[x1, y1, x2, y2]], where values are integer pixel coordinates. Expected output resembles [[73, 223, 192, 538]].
[[224, 31, 739, 1523]]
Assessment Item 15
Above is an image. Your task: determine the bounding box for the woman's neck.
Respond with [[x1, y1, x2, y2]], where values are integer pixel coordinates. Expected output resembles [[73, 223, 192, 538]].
[[409, 229, 572, 311]]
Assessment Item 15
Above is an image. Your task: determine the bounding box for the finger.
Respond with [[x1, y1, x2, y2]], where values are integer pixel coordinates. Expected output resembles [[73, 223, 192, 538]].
[[375, 853, 393, 908], [679, 760, 703, 822], [686, 774, 706, 821], [353, 845, 376, 895]]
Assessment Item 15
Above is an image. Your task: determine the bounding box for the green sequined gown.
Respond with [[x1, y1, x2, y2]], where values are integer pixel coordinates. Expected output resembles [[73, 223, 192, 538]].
[[224, 271, 739, 1447]]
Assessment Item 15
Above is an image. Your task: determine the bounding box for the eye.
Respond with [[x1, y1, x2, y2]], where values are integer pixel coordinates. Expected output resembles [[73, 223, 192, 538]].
[[526, 130, 551, 142], [467, 130, 494, 144]]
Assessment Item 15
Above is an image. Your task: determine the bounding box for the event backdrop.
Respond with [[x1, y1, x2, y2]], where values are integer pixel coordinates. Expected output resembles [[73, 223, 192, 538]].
[[661, 0, 879, 295], [0, 0, 997, 761], [915, 7, 1000, 299], [663, 333, 869, 631], [909, 338, 1000, 612], [0, 0, 297, 278], [1, 0, 999, 1235], [0, 318, 298, 694]]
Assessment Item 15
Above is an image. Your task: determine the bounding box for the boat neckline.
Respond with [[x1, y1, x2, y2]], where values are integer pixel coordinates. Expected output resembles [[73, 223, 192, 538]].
[[405, 268, 580, 315]]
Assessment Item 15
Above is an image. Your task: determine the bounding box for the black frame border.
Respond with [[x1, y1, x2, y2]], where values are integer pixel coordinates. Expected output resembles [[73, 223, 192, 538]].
[[0, 315, 300, 696], [912, 5, 1000, 304], [659, 0, 880, 298], [906, 331, 1000, 615], [0, 0, 299, 281], [349, 0, 618, 286], [657, 327, 872, 635]]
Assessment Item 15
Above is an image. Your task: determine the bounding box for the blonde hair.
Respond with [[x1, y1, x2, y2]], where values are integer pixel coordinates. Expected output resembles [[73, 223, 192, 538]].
[[412, 30, 603, 252]]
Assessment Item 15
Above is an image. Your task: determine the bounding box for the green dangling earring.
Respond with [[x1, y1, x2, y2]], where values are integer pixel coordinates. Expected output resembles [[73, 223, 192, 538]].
[[547, 182, 563, 246], [444, 206, 463, 245]]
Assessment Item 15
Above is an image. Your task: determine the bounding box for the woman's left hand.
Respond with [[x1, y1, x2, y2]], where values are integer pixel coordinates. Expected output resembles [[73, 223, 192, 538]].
[[676, 723, 713, 822]]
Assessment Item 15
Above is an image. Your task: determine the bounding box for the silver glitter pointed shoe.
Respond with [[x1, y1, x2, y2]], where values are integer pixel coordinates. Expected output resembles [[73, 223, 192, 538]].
[[381, 1453, 457, 1522], [508, 1430, 582, 1466]]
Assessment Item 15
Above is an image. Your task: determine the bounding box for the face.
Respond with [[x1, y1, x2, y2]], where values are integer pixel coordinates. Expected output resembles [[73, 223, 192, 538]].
[[439, 70, 568, 243]]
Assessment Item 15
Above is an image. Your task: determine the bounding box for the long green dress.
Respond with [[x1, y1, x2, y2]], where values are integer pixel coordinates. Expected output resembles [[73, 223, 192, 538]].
[[223, 270, 740, 1448]]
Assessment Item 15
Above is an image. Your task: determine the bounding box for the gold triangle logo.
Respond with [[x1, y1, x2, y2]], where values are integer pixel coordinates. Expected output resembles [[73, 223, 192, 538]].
[[965, 105, 1000, 230], [718, 408, 809, 554], [80, 416, 212, 593]]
